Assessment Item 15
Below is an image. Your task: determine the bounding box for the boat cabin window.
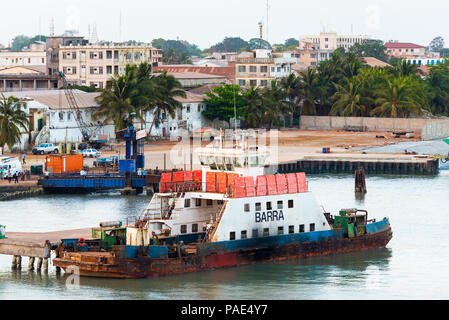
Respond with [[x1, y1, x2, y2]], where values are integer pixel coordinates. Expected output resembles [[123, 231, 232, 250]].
[[288, 200, 294, 208], [289, 226, 295, 234], [299, 225, 305, 233], [310, 224, 315, 232], [278, 226, 284, 235], [217, 200, 224, 205], [192, 224, 198, 233], [241, 230, 247, 239], [263, 228, 270, 237], [181, 225, 187, 234], [277, 201, 283, 209], [195, 199, 202, 207], [184, 199, 191, 208], [252, 229, 259, 238], [206, 199, 213, 206], [266, 202, 272, 210], [244, 204, 250, 212], [230, 232, 236, 241], [255, 203, 261, 211]]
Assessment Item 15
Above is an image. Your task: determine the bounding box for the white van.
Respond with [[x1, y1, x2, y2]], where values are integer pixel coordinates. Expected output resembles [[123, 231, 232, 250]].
[[0, 157, 22, 179]]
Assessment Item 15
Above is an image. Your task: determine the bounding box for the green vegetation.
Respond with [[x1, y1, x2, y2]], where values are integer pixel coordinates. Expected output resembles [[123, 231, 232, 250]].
[[11, 35, 46, 52], [152, 38, 203, 64], [203, 48, 449, 129], [0, 94, 28, 152], [93, 63, 185, 132]]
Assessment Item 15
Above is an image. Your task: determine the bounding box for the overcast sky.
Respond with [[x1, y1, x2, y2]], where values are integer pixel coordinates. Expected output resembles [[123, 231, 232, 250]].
[[1, 0, 447, 49]]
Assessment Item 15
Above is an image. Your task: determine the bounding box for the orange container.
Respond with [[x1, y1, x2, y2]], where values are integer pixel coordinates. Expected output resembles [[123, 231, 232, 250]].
[[266, 175, 278, 195], [275, 174, 287, 195], [296, 172, 307, 193], [226, 173, 238, 189], [46, 154, 83, 174], [160, 172, 173, 193], [286, 173, 298, 194], [244, 177, 256, 197], [233, 177, 246, 198], [216, 172, 227, 194], [206, 172, 217, 193], [256, 175, 267, 196]]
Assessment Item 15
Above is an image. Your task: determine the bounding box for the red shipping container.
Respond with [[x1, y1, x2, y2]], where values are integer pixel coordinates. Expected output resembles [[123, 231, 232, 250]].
[[256, 175, 267, 196], [266, 175, 278, 195], [245, 177, 256, 197], [275, 174, 287, 194], [206, 171, 217, 193], [216, 172, 227, 193], [233, 177, 246, 198], [46, 154, 83, 174], [193, 170, 202, 190], [226, 173, 238, 188], [296, 172, 307, 192], [286, 173, 298, 194], [160, 172, 173, 193]]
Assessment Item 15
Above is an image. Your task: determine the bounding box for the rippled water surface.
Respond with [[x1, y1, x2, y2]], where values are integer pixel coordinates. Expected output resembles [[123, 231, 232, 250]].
[[1, 172, 449, 300]]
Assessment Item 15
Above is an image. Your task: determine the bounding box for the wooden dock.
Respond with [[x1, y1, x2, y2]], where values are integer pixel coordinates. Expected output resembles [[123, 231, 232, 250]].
[[0, 228, 91, 270]]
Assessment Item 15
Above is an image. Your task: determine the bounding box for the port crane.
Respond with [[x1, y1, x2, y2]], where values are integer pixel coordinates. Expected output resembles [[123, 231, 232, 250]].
[[59, 72, 106, 149]]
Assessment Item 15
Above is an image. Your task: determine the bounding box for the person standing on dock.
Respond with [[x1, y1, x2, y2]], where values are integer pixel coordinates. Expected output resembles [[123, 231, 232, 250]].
[[13, 173, 19, 184], [22, 153, 26, 165]]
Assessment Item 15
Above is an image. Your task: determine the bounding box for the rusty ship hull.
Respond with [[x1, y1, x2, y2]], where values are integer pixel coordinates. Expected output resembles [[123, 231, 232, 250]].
[[53, 219, 392, 279]]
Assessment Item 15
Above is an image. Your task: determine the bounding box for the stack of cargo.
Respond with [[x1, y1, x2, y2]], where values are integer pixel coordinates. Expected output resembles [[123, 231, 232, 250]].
[[160, 171, 203, 193]]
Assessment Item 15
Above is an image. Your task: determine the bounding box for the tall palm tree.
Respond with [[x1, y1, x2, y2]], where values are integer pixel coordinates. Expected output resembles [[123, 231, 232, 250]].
[[297, 68, 323, 116], [371, 77, 424, 118], [147, 72, 186, 136], [388, 60, 421, 77], [0, 94, 28, 153], [242, 87, 264, 128], [280, 73, 301, 127], [330, 78, 373, 116], [93, 74, 142, 131], [261, 80, 287, 129]]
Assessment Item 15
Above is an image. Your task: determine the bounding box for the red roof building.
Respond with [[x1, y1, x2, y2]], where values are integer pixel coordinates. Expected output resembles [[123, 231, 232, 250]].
[[384, 42, 427, 58]]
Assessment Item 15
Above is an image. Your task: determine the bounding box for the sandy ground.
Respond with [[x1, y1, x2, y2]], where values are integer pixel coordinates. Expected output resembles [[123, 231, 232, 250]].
[[1, 129, 421, 178]]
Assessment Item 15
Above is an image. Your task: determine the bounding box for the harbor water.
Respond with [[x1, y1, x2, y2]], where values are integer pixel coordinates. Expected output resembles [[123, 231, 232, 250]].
[[1, 172, 449, 300]]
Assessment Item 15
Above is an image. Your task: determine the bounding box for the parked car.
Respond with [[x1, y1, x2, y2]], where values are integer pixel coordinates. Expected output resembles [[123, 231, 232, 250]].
[[32, 143, 59, 155], [81, 149, 102, 158], [94, 156, 120, 167]]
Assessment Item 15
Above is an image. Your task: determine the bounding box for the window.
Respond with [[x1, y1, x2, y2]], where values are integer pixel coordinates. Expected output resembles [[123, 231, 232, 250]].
[[198, 105, 201, 112], [288, 200, 294, 208], [249, 80, 257, 87], [72, 52, 77, 59], [266, 202, 272, 210], [260, 80, 268, 87], [98, 67, 103, 74], [207, 199, 213, 206], [299, 225, 305, 233], [255, 203, 261, 211], [252, 229, 259, 238], [263, 228, 270, 237], [260, 66, 268, 73], [238, 80, 246, 86], [192, 224, 198, 233], [249, 66, 257, 72], [230, 232, 236, 241], [59, 112, 64, 121], [181, 225, 187, 234], [195, 198, 202, 207], [241, 230, 247, 239], [289, 226, 295, 234], [67, 112, 72, 121], [186, 105, 190, 113], [184, 199, 191, 208], [106, 51, 112, 59], [244, 204, 250, 212], [107, 66, 112, 74], [278, 226, 284, 235], [238, 66, 246, 72], [310, 224, 315, 232], [277, 201, 283, 210]]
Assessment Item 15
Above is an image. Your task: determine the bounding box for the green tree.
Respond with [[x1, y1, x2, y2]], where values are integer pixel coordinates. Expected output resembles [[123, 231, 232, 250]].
[[241, 87, 264, 128], [280, 73, 301, 127], [284, 38, 299, 48], [429, 37, 444, 52], [388, 60, 421, 77], [11, 35, 31, 52], [260, 80, 288, 128], [349, 40, 389, 62], [297, 68, 323, 115], [0, 94, 28, 152], [425, 61, 449, 115], [371, 77, 425, 118], [330, 78, 373, 116], [209, 37, 249, 53], [203, 85, 246, 122]]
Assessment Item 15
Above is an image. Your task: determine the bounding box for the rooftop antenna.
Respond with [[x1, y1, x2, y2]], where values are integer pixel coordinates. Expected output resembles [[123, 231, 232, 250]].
[[50, 17, 55, 37], [91, 22, 99, 44], [266, 0, 270, 43], [258, 20, 264, 49]]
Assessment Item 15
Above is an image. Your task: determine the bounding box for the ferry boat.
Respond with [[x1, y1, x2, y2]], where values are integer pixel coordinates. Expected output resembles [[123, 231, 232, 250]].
[[53, 133, 393, 278]]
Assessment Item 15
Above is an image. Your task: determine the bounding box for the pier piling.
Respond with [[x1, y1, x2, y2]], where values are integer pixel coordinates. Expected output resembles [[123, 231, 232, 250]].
[[28, 257, 35, 271], [36, 258, 43, 271]]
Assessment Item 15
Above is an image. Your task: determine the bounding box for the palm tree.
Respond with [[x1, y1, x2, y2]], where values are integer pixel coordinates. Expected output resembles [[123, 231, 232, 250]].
[[330, 78, 373, 116], [261, 80, 287, 129], [93, 74, 142, 131], [242, 87, 264, 128], [280, 73, 301, 127], [388, 60, 421, 77], [297, 68, 323, 116], [147, 72, 186, 136], [371, 77, 424, 118], [0, 94, 28, 153]]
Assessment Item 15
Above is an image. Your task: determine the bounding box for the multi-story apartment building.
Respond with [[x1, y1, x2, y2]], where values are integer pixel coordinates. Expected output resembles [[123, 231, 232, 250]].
[[384, 42, 427, 58], [58, 43, 162, 88], [0, 42, 47, 73], [46, 36, 88, 76], [299, 32, 369, 62], [234, 49, 296, 87]]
